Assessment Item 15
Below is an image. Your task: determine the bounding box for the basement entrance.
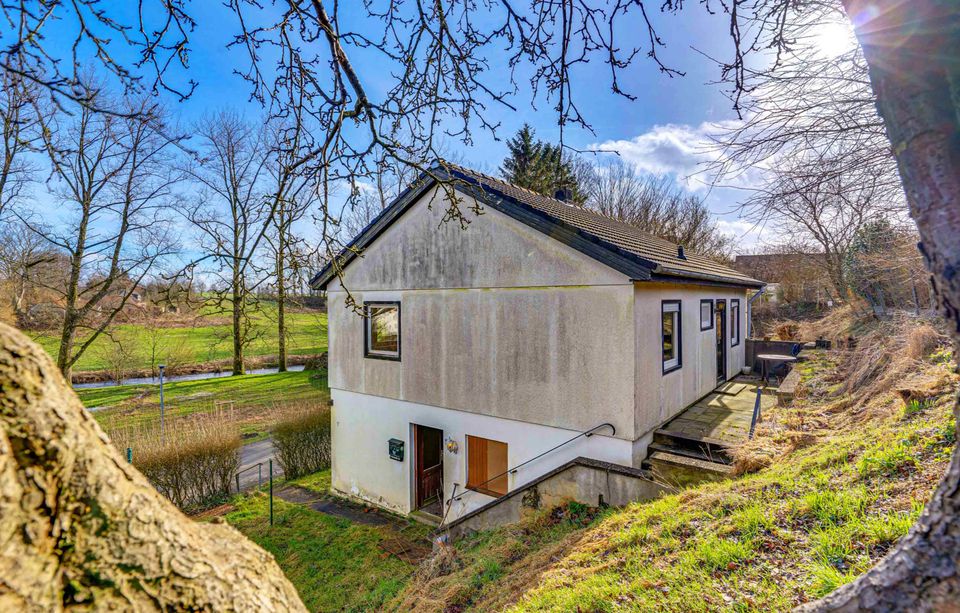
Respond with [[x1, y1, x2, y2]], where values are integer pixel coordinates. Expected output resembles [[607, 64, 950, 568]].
[[413, 424, 443, 516]]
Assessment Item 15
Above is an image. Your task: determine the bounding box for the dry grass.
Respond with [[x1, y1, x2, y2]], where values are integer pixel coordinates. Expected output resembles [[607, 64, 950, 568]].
[[110, 415, 242, 512], [792, 305, 858, 343], [509, 338, 956, 612], [271, 401, 332, 479], [390, 505, 597, 612], [905, 323, 942, 360], [733, 311, 955, 477]]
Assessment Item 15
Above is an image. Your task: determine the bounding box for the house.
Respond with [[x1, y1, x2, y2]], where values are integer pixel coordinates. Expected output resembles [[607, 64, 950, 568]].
[[310, 162, 764, 523], [732, 253, 833, 305]]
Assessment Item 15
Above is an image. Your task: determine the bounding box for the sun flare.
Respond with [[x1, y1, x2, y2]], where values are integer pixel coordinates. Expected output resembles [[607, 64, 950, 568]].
[[810, 21, 859, 58]]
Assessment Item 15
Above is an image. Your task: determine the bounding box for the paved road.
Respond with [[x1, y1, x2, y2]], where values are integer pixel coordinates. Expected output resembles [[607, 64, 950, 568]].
[[237, 437, 283, 491]]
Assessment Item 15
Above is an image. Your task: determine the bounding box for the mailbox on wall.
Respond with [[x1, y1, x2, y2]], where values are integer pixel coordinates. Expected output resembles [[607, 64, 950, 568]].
[[388, 438, 404, 461]]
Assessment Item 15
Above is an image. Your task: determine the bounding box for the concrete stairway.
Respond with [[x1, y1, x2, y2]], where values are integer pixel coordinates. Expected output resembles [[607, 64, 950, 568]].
[[641, 429, 735, 488]]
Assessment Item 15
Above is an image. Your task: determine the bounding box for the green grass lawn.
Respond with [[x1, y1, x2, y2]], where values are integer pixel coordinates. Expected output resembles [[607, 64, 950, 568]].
[[83, 369, 329, 435], [385, 346, 957, 611], [225, 471, 432, 612], [503, 364, 957, 611], [30, 304, 327, 373]]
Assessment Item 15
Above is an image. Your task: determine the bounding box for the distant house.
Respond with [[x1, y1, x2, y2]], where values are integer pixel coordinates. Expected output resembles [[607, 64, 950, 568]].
[[732, 253, 832, 305], [310, 162, 763, 523]]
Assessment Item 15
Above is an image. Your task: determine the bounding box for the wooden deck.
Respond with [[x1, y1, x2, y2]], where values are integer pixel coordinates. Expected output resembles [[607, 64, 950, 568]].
[[657, 379, 777, 446]]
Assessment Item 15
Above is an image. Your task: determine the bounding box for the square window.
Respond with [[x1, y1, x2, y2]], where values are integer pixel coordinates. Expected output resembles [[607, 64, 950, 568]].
[[364, 302, 400, 359], [662, 300, 682, 373], [700, 299, 714, 331], [466, 435, 508, 496]]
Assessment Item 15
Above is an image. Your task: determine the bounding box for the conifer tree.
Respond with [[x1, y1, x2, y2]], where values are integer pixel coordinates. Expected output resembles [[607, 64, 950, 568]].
[[499, 124, 584, 203]]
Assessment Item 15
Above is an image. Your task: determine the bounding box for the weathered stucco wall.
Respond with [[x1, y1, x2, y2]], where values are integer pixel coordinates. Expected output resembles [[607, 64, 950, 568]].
[[329, 389, 634, 517], [326, 185, 753, 453], [633, 283, 749, 438], [326, 187, 637, 438], [327, 186, 628, 292]]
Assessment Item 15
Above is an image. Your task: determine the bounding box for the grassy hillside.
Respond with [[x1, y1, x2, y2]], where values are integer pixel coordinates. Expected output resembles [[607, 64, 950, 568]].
[[29, 303, 327, 373], [391, 314, 957, 611]]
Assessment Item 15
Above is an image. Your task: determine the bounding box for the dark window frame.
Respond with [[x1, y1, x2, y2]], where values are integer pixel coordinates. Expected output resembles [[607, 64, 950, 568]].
[[699, 299, 714, 331], [363, 301, 402, 361], [730, 299, 741, 347], [661, 299, 683, 375]]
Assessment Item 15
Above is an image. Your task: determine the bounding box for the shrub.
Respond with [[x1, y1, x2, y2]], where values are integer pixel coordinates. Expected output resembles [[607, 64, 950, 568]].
[[272, 403, 332, 479], [113, 419, 241, 513], [905, 323, 941, 360]]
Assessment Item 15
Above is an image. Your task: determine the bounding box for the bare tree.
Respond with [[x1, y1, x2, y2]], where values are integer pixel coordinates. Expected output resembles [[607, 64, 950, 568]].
[[16, 93, 180, 380], [710, 1, 903, 208], [585, 159, 734, 261], [94, 329, 137, 384], [739, 151, 901, 299], [264, 123, 319, 372], [0, 1, 959, 607], [0, 68, 40, 217], [707, 0, 909, 297], [0, 220, 63, 323], [139, 318, 191, 377], [179, 111, 272, 376]]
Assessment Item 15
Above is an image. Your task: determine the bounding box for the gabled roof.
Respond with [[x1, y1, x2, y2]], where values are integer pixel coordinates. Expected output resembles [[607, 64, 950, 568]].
[[310, 162, 764, 290]]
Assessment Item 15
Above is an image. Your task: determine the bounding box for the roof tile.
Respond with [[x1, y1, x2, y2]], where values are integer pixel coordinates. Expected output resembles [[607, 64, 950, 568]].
[[443, 162, 762, 287]]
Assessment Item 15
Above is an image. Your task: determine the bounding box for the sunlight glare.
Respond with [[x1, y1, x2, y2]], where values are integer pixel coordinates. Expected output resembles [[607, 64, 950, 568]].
[[810, 21, 858, 58]]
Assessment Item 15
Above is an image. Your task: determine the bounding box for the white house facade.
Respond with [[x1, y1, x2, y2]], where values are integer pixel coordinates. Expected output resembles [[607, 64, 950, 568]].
[[311, 163, 763, 522]]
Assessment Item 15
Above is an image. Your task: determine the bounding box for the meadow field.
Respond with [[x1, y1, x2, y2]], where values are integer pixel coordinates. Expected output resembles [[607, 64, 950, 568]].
[[29, 302, 327, 373]]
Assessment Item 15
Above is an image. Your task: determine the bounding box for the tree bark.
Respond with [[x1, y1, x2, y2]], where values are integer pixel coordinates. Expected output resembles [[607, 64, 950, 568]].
[[0, 323, 305, 611], [277, 232, 287, 373], [232, 264, 245, 376], [806, 1, 960, 610]]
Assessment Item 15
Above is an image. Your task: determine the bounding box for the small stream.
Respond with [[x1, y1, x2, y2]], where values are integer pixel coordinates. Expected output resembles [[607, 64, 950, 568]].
[[73, 364, 306, 390]]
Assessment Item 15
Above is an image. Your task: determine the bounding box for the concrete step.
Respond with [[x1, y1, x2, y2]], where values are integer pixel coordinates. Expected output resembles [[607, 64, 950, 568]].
[[647, 442, 731, 466], [642, 450, 734, 489], [652, 430, 734, 464], [409, 509, 442, 527]]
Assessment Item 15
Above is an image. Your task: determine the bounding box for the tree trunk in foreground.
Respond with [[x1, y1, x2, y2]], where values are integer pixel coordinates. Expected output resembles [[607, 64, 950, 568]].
[[807, 0, 960, 610], [0, 323, 305, 611]]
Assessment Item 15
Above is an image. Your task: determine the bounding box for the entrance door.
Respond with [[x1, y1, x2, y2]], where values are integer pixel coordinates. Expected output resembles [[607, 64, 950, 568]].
[[715, 299, 727, 383], [413, 424, 443, 512]]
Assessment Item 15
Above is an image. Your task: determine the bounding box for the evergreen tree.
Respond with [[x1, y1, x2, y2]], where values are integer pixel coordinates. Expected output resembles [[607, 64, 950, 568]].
[[499, 124, 585, 203]]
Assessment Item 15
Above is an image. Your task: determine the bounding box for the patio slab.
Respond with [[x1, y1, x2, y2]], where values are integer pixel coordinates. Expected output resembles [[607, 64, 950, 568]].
[[659, 380, 776, 446]]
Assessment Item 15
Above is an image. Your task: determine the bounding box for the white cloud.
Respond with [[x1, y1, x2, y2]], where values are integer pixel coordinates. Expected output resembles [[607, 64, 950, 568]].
[[715, 218, 764, 247], [354, 180, 377, 194], [590, 121, 744, 191]]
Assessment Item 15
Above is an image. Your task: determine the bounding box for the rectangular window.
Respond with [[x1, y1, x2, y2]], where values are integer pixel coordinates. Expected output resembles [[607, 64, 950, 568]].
[[662, 300, 682, 374], [731, 299, 741, 347], [700, 299, 713, 331], [364, 302, 401, 360], [466, 435, 508, 496]]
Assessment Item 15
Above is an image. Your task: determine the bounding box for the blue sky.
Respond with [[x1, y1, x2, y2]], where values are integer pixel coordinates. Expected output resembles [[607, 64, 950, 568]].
[[41, 2, 778, 251], [185, 3, 766, 246]]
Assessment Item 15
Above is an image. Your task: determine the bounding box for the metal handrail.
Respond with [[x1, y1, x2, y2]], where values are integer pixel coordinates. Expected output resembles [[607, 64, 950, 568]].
[[235, 461, 265, 493], [748, 387, 763, 439], [448, 422, 616, 504]]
